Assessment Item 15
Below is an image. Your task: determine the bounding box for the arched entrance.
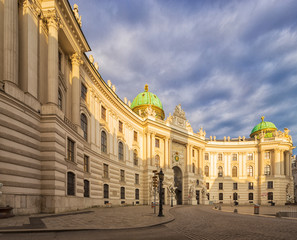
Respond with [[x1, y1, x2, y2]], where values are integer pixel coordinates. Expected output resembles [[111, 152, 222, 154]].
[[173, 166, 182, 205]]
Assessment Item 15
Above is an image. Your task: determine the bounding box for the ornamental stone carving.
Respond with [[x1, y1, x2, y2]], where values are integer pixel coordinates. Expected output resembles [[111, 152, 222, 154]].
[[44, 9, 61, 30], [73, 4, 82, 26], [197, 127, 206, 140], [70, 52, 83, 65], [169, 104, 192, 130]]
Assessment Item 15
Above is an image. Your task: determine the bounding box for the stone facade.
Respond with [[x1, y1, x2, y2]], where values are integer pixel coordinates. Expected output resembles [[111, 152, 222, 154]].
[[0, 0, 295, 215]]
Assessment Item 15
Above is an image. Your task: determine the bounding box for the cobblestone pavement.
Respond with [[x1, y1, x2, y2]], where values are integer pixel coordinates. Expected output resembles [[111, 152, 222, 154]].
[[0, 205, 174, 232], [165, 205, 297, 240]]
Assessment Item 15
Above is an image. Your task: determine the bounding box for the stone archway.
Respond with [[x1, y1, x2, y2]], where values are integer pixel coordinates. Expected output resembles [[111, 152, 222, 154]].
[[173, 166, 183, 205]]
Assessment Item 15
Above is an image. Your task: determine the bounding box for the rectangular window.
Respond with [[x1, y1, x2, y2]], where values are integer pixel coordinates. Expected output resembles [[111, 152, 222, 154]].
[[135, 174, 139, 184], [119, 121, 123, 133], [248, 182, 254, 190], [101, 106, 106, 121], [155, 139, 160, 148], [204, 153, 209, 161], [134, 131, 137, 142], [232, 154, 237, 161], [58, 51, 62, 71], [67, 138, 75, 162], [121, 187, 125, 199], [265, 151, 271, 159], [103, 164, 109, 178], [233, 183, 238, 190], [81, 83, 87, 101], [120, 169, 125, 182], [67, 172, 75, 196], [84, 155, 89, 172], [249, 193, 254, 201], [268, 181, 273, 189], [104, 184, 109, 199], [135, 189, 139, 200], [268, 192, 273, 201], [192, 149, 195, 157], [247, 153, 253, 161], [218, 153, 222, 161], [219, 183, 223, 190], [84, 180, 90, 198], [219, 193, 223, 201], [206, 182, 209, 190]]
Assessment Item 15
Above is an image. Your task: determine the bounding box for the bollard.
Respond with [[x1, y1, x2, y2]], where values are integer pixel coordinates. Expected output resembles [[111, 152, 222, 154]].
[[219, 206, 221, 210], [234, 208, 238, 213], [254, 204, 259, 214]]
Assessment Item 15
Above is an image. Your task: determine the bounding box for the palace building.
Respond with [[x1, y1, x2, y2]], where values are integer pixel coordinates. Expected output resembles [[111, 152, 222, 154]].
[[0, 0, 295, 215]]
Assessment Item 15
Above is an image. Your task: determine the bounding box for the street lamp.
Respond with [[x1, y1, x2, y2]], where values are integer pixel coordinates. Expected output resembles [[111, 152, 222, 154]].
[[152, 170, 158, 214], [158, 169, 164, 217]]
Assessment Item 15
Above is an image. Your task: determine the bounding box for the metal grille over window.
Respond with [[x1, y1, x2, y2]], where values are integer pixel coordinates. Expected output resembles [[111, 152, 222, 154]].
[[101, 106, 106, 120], [121, 187, 125, 199], [67, 172, 75, 196], [135, 174, 139, 184], [103, 164, 109, 178], [135, 189, 139, 200], [119, 121, 123, 133], [264, 165, 271, 175], [81, 113, 88, 140], [84, 180, 89, 197], [67, 138, 75, 162], [134, 150, 138, 166], [118, 142, 124, 161], [101, 131, 107, 153], [104, 184, 109, 198], [58, 89, 62, 110], [84, 155, 89, 172], [120, 169, 125, 182], [155, 139, 160, 148], [81, 83, 87, 100]]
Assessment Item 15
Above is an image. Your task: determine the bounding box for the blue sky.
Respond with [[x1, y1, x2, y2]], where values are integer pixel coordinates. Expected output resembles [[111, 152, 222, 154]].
[[69, 0, 297, 151]]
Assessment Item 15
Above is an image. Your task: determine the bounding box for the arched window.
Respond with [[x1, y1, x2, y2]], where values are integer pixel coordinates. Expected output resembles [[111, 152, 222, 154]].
[[205, 166, 209, 177], [192, 163, 195, 173], [218, 166, 223, 177], [104, 184, 109, 198], [84, 180, 89, 197], [81, 113, 88, 141], [135, 189, 139, 200], [232, 166, 237, 177], [133, 150, 138, 166], [247, 166, 253, 177], [58, 89, 63, 110], [121, 187, 125, 199], [101, 131, 107, 153], [155, 155, 160, 168], [118, 142, 124, 161], [249, 193, 253, 201], [264, 165, 271, 175], [67, 172, 75, 196]]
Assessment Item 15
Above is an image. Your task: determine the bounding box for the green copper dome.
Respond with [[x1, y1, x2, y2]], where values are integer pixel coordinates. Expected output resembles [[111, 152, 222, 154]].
[[131, 84, 165, 120], [250, 116, 277, 137]]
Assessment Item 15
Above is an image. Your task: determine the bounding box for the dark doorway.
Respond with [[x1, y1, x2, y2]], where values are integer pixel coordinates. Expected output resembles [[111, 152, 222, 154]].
[[196, 190, 200, 204], [173, 166, 182, 205]]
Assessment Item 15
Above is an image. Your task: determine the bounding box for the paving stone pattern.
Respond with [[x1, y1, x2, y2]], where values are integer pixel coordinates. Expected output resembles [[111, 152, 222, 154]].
[[166, 206, 297, 240]]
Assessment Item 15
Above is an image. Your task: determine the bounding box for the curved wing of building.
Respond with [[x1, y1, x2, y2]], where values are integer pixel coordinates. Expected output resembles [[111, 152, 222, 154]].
[[0, 0, 294, 214]]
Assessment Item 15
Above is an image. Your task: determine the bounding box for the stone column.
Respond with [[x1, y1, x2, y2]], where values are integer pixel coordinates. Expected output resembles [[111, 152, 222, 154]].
[[254, 151, 258, 178], [274, 149, 281, 176], [260, 150, 265, 176], [186, 144, 190, 173], [164, 137, 168, 169], [285, 151, 290, 177], [239, 152, 243, 177], [151, 133, 155, 166], [46, 10, 60, 105], [146, 133, 151, 166], [71, 53, 82, 125], [3, 0, 18, 85], [19, 1, 39, 98], [168, 138, 172, 169]]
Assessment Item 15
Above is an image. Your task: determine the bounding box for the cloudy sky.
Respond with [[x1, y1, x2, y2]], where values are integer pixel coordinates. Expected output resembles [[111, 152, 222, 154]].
[[69, 0, 297, 151]]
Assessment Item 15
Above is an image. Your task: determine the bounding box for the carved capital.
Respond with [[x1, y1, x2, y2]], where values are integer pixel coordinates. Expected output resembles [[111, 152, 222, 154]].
[[44, 9, 61, 30], [21, 0, 41, 18], [70, 53, 83, 66]]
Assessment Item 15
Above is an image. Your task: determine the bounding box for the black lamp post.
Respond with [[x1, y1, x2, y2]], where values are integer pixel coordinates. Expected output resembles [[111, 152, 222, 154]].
[[158, 169, 164, 217]]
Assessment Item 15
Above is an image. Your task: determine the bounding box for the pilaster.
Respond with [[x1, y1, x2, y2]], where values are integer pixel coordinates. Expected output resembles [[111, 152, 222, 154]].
[[70, 52, 83, 125], [3, 0, 18, 85], [46, 9, 60, 105]]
